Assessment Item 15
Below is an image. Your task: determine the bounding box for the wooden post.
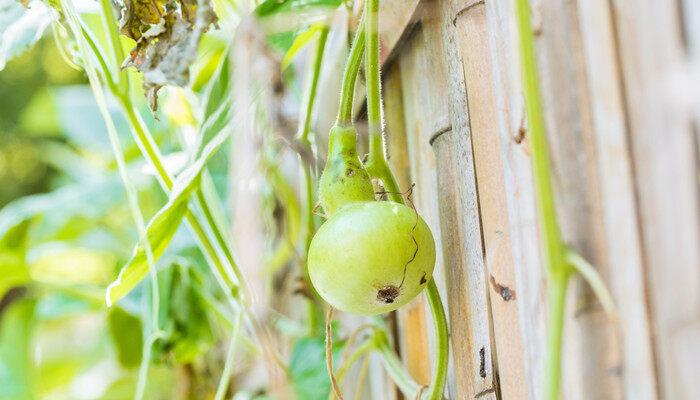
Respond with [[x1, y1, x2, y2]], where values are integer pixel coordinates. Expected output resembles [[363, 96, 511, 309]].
[[449, 1, 530, 398]]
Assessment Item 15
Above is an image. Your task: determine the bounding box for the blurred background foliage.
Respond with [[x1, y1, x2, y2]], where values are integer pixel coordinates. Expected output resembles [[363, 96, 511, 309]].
[[0, 0, 359, 398]]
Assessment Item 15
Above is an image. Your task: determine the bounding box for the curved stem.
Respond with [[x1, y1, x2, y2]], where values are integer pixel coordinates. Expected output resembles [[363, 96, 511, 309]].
[[336, 13, 366, 126], [425, 281, 448, 400]]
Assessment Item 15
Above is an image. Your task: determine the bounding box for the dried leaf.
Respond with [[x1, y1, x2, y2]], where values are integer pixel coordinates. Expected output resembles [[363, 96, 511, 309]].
[[119, 0, 217, 110]]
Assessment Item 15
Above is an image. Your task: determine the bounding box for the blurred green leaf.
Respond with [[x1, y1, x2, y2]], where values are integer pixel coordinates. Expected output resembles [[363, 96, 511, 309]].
[[18, 88, 60, 137], [0, 298, 36, 400], [0, 0, 56, 71], [0, 252, 29, 300], [281, 24, 322, 70], [0, 174, 128, 247], [0, 220, 31, 299], [100, 365, 177, 400], [196, 54, 231, 158], [35, 291, 95, 320], [107, 307, 143, 369], [106, 124, 231, 306], [255, 0, 343, 18], [289, 337, 344, 400], [255, 0, 341, 52], [52, 85, 132, 155], [29, 245, 116, 286], [153, 263, 213, 364]]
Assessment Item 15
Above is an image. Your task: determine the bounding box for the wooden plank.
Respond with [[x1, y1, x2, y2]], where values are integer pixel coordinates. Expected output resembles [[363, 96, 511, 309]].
[[612, 0, 700, 398], [574, 1, 659, 398], [397, 2, 498, 398], [450, 2, 529, 399], [481, 0, 548, 397]]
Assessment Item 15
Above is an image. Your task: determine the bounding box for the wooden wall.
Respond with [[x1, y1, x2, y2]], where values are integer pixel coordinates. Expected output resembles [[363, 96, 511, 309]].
[[377, 0, 700, 398]]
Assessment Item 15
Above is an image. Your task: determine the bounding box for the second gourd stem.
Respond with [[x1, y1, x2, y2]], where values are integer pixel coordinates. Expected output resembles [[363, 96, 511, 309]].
[[514, 0, 571, 399], [364, 1, 448, 399], [300, 26, 330, 334]]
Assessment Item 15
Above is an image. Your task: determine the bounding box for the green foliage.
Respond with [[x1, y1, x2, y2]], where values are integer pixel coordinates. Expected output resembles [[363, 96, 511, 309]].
[[255, 0, 344, 17], [106, 112, 232, 305], [0, 298, 36, 400], [108, 307, 144, 369], [289, 336, 344, 400], [281, 23, 324, 70], [153, 263, 214, 364], [255, 0, 342, 54]]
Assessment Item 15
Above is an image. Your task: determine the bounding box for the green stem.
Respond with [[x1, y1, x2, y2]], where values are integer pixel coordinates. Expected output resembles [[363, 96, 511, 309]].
[[515, 1, 572, 399], [299, 26, 330, 142], [425, 281, 448, 400], [97, 0, 128, 96], [297, 27, 330, 335], [514, 0, 567, 272], [544, 274, 568, 400], [374, 331, 422, 397], [365, 0, 382, 155], [336, 13, 366, 126]]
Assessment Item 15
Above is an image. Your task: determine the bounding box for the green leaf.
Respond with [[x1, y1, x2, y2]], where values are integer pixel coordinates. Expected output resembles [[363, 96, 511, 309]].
[[255, 0, 342, 39], [289, 337, 344, 400], [255, 0, 343, 17], [196, 54, 232, 158], [0, 298, 36, 400], [281, 24, 322, 70], [152, 263, 213, 364], [100, 366, 177, 400], [0, 220, 31, 300], [105, 122, 232, 306], [0, 174, 127, 245], [107, 307, 143, 369], [0, 0, 56, 71], [0, 252, 29, 300]]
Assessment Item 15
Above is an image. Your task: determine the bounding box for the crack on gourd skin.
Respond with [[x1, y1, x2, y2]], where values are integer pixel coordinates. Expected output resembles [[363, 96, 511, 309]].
[[398, 184, 419, 289]]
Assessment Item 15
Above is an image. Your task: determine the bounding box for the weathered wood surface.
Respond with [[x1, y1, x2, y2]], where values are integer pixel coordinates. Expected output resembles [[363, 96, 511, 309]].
[[612, 0, 700, 398], [449, 1, 530, 399], [371, 0, 699, 398], [574, 1, 658, 397], [394, 2, 498, 398]]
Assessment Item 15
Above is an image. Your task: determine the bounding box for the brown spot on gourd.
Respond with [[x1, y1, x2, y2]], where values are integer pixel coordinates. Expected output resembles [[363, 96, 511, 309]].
[[345, 168, 355, 177], [419, 273, 427, 285], [377, 285, 399, 304]]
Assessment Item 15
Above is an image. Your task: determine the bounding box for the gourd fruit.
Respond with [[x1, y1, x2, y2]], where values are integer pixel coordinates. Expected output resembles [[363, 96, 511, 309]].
[[308, 201, 436, 315], [318, 125, 375, 215]]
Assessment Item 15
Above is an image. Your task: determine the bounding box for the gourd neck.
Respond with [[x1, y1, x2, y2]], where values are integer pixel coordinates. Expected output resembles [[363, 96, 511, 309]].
[[327, 125, 359, 158]]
